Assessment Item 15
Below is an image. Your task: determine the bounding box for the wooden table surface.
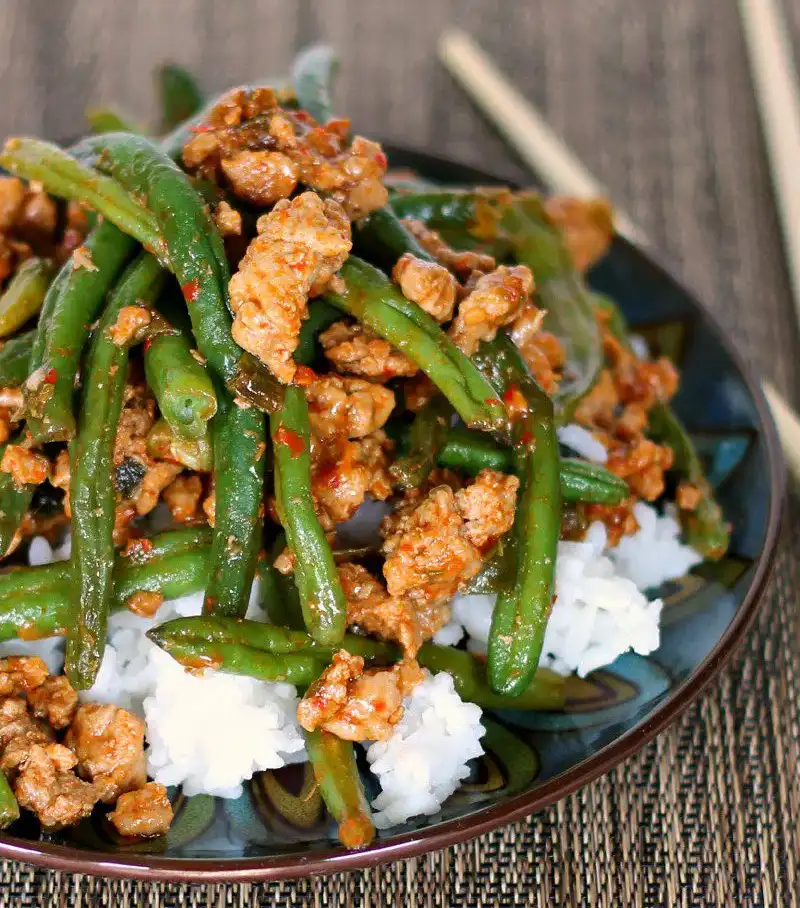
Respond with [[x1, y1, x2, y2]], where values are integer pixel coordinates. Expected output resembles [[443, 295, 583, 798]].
[[0, 1, 798, 905]]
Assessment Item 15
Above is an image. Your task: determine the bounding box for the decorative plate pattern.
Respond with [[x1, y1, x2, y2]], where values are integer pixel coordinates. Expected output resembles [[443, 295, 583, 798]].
[[0, 148, 783, 882]]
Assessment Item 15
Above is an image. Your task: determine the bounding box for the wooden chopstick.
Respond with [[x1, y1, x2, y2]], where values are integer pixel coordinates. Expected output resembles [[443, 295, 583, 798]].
[[438, 27, 800, 481], [737, 0, 800, 318]]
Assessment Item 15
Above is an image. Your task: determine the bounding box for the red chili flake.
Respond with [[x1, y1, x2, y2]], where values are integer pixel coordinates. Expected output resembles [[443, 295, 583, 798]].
[[44, 368, 57, 385], [143, 338, 153, 353], [182, 279, 200, 303], [374, 150, 388, 170], [188, 123, 213, 134], [519, 430, 534, 446], [294, 109, 313, 124], [484, 397, 502, 407], [293, 365, 316, 387], [275, 426, 305, 458], [502, 385, 528, 420]]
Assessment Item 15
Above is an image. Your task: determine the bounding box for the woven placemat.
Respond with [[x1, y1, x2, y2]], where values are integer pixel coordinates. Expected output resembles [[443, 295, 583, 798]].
[[0, 1, 798, 904]]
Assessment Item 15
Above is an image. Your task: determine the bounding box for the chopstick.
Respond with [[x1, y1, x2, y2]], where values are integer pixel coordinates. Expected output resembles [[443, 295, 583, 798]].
[[439, 27, 800, 482], [737, 0, 800, 318]]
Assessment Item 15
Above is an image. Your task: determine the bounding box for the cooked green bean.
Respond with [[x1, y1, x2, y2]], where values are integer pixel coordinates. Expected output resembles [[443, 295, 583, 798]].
[[25, 220, 137, 442], [146, 419, 213, 471], [436, 426, 628, 504], [86, 107, 138, 134], [648, 405, 730, 559], [353, 205, 440, 272], [324, 257, 509, 436], [67, 252, 166, 690], [389, 395, 451, 489], [0, 257, 52, 339], [0, 771, 19, 828], [0, 330, 34, 387], [270, 386, 347, 645], [304, 730, 375, 849], [473, 334, 560, 697], [295, 299, 342, 367], [204, 387, 266, 618], [0, 138, 164, 251], [157, 64, 204, 131], [291, 44, 339, 125], [147, 615, 566, 711], [70, 133, 284, 412], [144, 293, 218, 440], [0, 529, 212, 643]]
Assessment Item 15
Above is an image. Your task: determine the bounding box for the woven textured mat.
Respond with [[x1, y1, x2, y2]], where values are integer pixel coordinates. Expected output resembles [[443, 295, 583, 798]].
[[0, 0, 798, 905]]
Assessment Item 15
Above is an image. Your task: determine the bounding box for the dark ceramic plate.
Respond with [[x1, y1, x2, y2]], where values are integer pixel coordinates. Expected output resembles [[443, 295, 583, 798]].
[[0, 148, 784, 881]]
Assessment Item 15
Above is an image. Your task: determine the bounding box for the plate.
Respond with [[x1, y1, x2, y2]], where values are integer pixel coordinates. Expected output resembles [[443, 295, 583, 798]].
[[0, 147, 784, 881]]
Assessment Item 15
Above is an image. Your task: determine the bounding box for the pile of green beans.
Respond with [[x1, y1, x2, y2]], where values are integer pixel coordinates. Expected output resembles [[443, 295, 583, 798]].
[[0, 47, 726, 847]]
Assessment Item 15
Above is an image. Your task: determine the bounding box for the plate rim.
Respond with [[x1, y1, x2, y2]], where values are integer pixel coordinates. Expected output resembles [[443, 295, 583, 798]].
[[0, 144, 785, 882]]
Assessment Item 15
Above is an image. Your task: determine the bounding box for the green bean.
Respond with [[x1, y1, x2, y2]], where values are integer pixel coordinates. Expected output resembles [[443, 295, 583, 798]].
[[144, 294, 217, 440], [593, 294, 730, 559], [558, 457, 629, 505], [147, 616, 566, 711], [648, 405, 730, 559], [0, 537, 211, 643], [270, 386, 347, 645], [67, 253, 166, 690], [437, 426, 628, 504], [353, 205, 441, 273], [473, 334, 560, 697], [304, 730, 375, 849], [146, 419, 213, 471], [157, 64, 204, 131], [0, 771, 19, 828], [0, 257, 53, 339], [204, 387, 266, 618], [324, 257, 509, 436], [389, 395, 451, 489], [291, 44, 339, 125], [24, 220, 137, 442], [0, 430, 36, 557], [295, 299, 342, 367], [259, 534, 305, 630], [0, 138, 165, 252], [70, 133, 284, 412], [86, 107, 138, 134], [436, 425, 511, 474], [0, 330, 34, 387]]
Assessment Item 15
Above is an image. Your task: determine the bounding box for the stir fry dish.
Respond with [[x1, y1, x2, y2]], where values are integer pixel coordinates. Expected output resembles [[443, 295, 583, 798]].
[[0, 48, 728, 848]]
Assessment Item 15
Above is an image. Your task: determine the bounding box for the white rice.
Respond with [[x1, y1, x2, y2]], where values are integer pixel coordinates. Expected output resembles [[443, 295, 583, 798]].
[[557, 424, 608, 463], [366, 671, 484, 828], [443, 505, 701, 678], [610, 502, 703, 590]]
